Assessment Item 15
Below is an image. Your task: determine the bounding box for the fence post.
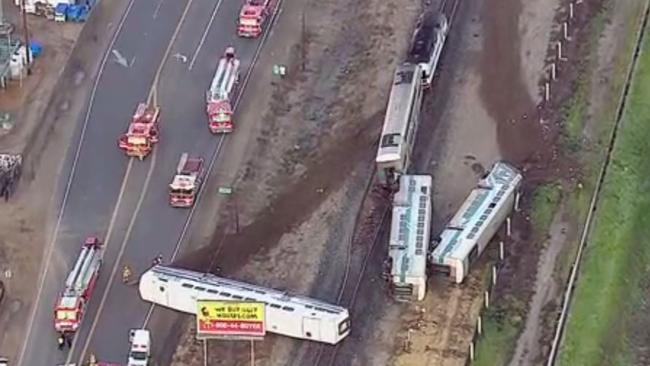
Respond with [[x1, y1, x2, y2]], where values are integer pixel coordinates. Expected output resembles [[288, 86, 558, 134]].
[[499, 241, 505, 261], [484, 291, 490, 308]]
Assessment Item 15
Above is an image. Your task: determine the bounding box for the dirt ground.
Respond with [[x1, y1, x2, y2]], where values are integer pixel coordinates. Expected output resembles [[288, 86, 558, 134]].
[[0, 0, 132, 359], [169, 0, 573, 364], [508, 1, 645, 364], [171, 0, 422, 363], [0, 4, 81, 358]]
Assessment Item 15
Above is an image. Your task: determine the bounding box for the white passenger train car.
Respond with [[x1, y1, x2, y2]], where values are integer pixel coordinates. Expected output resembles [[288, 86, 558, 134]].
[[387, 175, 433, 301], [406, 11, 449, 88], [139, 266, 351, 345], [375, 63, 425, 187], [429, 162, 522, 283]]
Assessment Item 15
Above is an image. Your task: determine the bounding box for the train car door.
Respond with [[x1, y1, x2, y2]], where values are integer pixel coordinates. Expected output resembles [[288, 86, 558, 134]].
[[302, 317, 321, 340]]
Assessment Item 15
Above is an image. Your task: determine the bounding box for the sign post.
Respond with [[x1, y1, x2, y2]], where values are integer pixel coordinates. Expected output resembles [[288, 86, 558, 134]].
[[196, 300, 266, 340]]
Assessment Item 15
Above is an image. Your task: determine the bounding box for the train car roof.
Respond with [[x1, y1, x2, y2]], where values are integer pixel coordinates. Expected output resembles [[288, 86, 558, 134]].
[[430, 162, 522, 264], [148, 266, 348, 320], [376, 63, 422, 161], [389, 175, 433, 279]]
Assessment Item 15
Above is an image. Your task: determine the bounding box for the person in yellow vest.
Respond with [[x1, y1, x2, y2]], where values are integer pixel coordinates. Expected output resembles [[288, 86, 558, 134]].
[[122, 265, 133, 284]]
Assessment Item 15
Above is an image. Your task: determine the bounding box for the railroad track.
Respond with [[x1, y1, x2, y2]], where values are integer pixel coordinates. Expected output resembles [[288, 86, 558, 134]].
[[310, 0, 465, 365], [311, 165, 391, 366], [545, 2, 650, 365], [439, 0, 461, 25]]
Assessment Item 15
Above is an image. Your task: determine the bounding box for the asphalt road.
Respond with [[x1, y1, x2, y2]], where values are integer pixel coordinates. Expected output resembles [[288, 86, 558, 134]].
[[17, 0, 277, 364]]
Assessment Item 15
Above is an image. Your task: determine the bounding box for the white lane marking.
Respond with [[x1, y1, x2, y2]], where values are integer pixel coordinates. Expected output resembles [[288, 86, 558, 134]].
[[153, 0, 166, 19], [62, 157, 133, 363], [71, 0, 197, 361], [16, 0, 137, 363], [141, 0, 285, 329], [188, 0, 225, 71], [74, 149, 158, 364]]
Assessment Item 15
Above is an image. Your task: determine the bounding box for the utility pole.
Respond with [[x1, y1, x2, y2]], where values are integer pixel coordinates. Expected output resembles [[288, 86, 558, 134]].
[[20, 0, 31, 75]]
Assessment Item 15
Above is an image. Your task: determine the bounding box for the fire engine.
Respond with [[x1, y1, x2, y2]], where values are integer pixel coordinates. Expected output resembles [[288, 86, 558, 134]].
[[54, 237, 104, 335], [169, 153, 205, 208], [118, 102, 160, 160], [206, 47, 240, 134], [237, 0, 278, 38]]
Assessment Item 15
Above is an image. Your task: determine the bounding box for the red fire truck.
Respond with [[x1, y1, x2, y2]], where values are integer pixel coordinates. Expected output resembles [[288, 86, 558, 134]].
[[168, 153, 205, 208], [206, 47, 240, 134], [118, 102, 160, 160], [237, 0, 278, 38], [54, 237, 104, 335]]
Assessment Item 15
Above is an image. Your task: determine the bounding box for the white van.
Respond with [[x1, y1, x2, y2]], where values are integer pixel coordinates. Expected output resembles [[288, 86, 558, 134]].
[[127, 329, 151, 366]]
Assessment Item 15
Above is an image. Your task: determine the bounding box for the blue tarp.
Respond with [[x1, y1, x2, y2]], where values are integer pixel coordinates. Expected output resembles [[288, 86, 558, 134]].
[[29, 41, 43, 58], [55, 3, 68, 14]]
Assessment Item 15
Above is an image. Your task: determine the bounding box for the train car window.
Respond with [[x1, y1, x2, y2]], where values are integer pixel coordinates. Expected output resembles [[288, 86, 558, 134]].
[[232, 295, 243, 300], [245, 297, 256, 301], [194, 287, 205, 292], [281, 306, 294, 312], [269, 304, 281, 309], [182, 283, 194, 289], [338, 318, 351, 335], [159, 278, 168, 282], [380, 133, 400, 147], [220, 292, 232, 297], [207, 289, 219, 294]]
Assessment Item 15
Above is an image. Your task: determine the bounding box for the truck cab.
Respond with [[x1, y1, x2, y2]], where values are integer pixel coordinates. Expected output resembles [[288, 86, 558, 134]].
[[128, 329, 151, 366]]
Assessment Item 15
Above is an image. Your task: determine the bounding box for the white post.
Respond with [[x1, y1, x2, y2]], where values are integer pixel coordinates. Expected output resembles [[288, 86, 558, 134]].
[[557, 41, 563, 60], [484, 291, 490, 308], [563, 22, 570, 40], [492, 265, 498, 286], [499, 241, 505, 261], [477, 316, 482, 335], [569, 3, 574, 19], [506, 217, 512, 237], [470, 342, 475, 360], [550, 63, 556, 80], [515, 191, 521, 212]]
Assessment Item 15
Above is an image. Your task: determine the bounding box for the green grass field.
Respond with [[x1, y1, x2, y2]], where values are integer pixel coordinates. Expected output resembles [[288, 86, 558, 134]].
[[557, 22, 650, 366]]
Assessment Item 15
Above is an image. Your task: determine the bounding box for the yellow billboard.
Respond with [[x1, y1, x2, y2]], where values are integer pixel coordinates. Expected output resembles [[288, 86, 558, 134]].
[[196, 300, 266, 339]]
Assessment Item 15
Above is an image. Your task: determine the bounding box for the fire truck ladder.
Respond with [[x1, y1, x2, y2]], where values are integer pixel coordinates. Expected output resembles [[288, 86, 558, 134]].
[[176, 152, 189, 175], [209, 57, 240, 101], [65, 244, 101, 295]]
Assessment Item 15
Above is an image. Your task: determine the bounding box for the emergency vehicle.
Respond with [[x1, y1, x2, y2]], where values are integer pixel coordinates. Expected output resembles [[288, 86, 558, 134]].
[[206, 47, 240, 133], [118, 102, 160, 160], [54, 237, 104, 334], [237, 0, 278, 38], [169, 153, 205, 208], [127, 329, 151, 366]]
